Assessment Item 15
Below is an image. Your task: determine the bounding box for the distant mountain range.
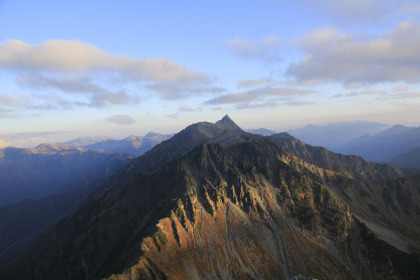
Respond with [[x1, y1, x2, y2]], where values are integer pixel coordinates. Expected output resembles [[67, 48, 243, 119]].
[[375, 124, 415, 137], [390, 148, 420, 169], [246, 128, 276, 136], [0, 144, 133, 206], [65, 132, 172, 156], [0, 132, 172, 207], [64, 136, 114, 146], [0, 133, 174, 268], [286, 121, 420, 168], [2, 115, 419, 279], [338, 125, 420, 163], [287, 120, 390, 151], [0, 144, 134, 267]]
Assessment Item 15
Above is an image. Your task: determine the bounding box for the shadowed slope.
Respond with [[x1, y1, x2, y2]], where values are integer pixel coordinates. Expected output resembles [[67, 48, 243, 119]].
[[2, 117, 419, 280], [0, 144, 134, 206]]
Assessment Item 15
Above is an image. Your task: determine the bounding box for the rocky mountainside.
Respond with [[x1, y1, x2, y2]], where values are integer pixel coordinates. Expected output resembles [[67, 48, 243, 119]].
[[268, 133, 420, 251], [2, 116, 419, 280], [0, 144, 133, 206], [83, 133, 172, 156]]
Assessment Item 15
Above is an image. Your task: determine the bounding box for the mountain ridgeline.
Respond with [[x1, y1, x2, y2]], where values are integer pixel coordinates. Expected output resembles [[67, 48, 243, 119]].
[[390, 147, 420, 169], [287, 122, 420, 168], [287, 121, 390, 152], [340, 125, 420, 163], [78, 133, 173, 156], [1, 115, 419, 280]]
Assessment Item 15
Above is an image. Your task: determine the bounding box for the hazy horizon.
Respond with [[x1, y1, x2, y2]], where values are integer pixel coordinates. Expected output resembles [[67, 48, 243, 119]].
[[1, 117, 417, 149]]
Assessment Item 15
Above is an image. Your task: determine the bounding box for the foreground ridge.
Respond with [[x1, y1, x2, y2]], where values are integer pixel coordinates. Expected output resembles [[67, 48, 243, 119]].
[[2, 116, 419, 280]]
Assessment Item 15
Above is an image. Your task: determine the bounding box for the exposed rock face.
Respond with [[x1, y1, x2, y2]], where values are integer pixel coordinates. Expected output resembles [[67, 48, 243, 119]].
[[2, 117, 419, 280], [111, 142, 419, 280], [113, 142, 355, 280], [269, 132, 420, 252]]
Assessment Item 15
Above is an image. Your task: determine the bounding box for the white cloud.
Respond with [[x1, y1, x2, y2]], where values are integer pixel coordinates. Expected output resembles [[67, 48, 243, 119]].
[[288, 0, 420, 24], [393, 91, 420, 99], [348, 89, 388, 96], [285, 101, 315, 106], [235, 101, 278, 110], [0, 94, 23, 106], [0, 107, 17, 118], [224, 35, 283, 61], [281, 79, 321, 87], [106, 115, 135, 125], [0, 40, 213, 102], [17, 73, 138, 107], [0, 131, 64, 148], [145, 82, 224, 100], [288, 20, 420, 84], [0, 40, 207, 82], [25, 92, 83, 110], [393, 85, 411, 92], [344, 83, 362, 89], [179, 105, 194, 112], [237, 78, 273, 89], [205, 87, 314, 106], [231, 99, 314, 110], [362, 89, 387, 95]]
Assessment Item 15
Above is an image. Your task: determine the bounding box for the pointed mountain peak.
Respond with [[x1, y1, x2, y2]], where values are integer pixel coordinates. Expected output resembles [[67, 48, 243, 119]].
[[215, 115, 243, 134], [145, 131, 159, 138], [221, 114, 232, 121]]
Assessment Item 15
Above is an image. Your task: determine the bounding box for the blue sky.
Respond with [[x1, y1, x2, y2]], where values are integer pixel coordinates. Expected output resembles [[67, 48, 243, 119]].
[[1, 0, 420, 147]]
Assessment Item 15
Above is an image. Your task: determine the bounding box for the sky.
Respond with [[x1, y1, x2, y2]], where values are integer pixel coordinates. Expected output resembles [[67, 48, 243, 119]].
[[1, 0, 420, 147]]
